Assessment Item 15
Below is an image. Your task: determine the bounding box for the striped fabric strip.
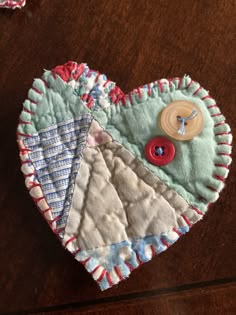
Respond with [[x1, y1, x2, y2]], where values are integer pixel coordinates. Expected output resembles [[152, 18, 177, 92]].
[[29, 136, 87, 161], [25, 118, 90, 146], [27, 127, 89, 149], [24, 115, 92, 233]]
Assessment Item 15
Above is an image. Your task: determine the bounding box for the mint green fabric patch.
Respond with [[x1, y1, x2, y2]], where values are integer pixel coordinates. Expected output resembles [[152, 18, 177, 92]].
[[18, 72, 90, 134]]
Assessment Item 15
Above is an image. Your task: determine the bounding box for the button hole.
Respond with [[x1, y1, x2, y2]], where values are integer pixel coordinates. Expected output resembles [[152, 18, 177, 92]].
[[155, 146, 165, 156]]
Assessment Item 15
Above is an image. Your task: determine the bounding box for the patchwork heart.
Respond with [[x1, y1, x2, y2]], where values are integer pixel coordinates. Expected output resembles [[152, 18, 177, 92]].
[[0, 0, 26, 9], [17, 61, 232, 290]]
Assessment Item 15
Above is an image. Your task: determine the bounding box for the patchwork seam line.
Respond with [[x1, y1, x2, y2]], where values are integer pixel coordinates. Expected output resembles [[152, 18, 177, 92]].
[[97, 74, 232, 206], [23, 116, 93, 237], [62, 143, 203, 290], [97, 142, 200, 229], [49, 63, 232, 208], [43, 63, 232, 207], [17, 74, 93, 239]]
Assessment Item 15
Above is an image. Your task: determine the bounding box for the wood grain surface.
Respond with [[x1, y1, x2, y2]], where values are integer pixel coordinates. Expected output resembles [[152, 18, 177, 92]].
[[0, 1, 235, 314]]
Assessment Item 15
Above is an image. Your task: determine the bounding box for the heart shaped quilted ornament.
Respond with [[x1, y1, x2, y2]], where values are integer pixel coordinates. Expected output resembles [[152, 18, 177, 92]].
[[17, 62, 232, 290]]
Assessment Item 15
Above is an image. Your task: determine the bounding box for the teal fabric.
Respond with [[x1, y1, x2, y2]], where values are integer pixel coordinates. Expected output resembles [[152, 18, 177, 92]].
[[17, 71, 232, 212]]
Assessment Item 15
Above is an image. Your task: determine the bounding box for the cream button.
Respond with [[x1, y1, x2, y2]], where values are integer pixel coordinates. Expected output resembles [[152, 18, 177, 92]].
[[160, 101, 204, 141]]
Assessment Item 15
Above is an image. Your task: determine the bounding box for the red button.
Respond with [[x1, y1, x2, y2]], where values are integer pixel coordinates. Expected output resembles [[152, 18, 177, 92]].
[[145, 136, 175, 166]]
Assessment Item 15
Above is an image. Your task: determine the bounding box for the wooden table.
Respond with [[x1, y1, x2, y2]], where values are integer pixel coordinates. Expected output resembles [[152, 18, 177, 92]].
[[0, 1, 235, 314]]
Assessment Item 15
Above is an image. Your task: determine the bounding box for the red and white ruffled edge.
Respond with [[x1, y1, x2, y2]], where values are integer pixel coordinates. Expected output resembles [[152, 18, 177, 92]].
[[0, 0, 26, 9]]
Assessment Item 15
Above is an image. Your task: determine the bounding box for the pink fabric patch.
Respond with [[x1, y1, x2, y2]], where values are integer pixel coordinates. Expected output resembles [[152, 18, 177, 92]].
[[0, 0, 26, 9], [87, 120, 112, 147]]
